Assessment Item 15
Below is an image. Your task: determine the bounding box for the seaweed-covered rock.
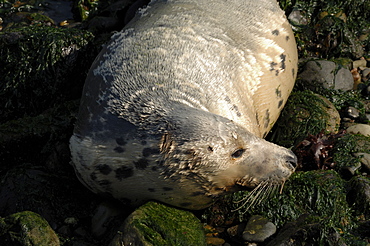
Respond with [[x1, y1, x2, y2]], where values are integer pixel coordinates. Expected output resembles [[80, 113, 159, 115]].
[[205, 170, 361, 244], [267, 91, 340, 147], [280, 0, 370, 59], [0, 100, 79, 171], [332, 134, 370, 176], [0, 25, 94, 123], [0, 211, 60, 246], [109, 201, 206, 246], [348, 176, 370, 218]]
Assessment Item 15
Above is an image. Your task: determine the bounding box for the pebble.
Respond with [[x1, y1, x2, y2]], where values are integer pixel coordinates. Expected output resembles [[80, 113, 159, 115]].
[[353, 59, 367, 69], [91, 202, 123, 237], [346, 124, 370, 136], [64, 217, 78, 226], [242, 215, 276, 243], [353, 153, 370, 170], [226, 224, 240, 237], [205, 237, 225, 245], [299, 60, 353, 91], [361, 67, 370, 81], [344, 106, 360, 119]]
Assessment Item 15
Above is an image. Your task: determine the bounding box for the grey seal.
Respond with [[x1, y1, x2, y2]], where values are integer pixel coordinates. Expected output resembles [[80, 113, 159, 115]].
[[70, 0, 298, 210]]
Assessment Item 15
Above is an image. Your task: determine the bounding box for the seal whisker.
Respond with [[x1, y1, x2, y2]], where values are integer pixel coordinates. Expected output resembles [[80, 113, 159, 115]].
[[232, 180, 283, 214], [232, 181, 269, 213]]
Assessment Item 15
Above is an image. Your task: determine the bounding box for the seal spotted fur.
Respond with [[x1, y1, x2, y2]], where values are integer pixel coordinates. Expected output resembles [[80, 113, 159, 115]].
[[70, 0, 298, 210]]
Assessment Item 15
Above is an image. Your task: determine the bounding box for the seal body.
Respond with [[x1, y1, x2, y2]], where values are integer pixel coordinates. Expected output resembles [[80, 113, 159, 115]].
[[70, 0, 298, 210]]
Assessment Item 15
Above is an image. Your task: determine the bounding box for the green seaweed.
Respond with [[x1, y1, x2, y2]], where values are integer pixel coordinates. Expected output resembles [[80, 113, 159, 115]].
[[279, 0, 370, 59], [332, 134, 370, 174], [267, 90, 334, 147], [205, 170, 357, 244], [0, 25, 94, 122], [126, 202, 207, 246]]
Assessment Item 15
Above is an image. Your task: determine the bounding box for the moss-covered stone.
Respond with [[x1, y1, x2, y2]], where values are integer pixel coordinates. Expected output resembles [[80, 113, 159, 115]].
[[0, 25, 95, 123], [110, 201, 206, 246], [332, 134, 370, 175], [348, 176, 370, 218], [205, 170, 358, 243], [0, 211, 60, 246], [0, 100, 79, 171], [279, 0, 370, 59], [267, 91, 340, 147]]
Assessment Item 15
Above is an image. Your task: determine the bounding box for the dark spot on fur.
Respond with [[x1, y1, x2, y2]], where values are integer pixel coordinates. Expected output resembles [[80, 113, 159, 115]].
[[264, 110, 270, 129], [225, 96, 231, 103], [280, 53, 286, 70], [179, 202, 192, 207], [275, 87, 282, 97], [286, 35, 290, 41], [272, 29, 279, 35], [151, 166, 158, 171], [191, 191, 204, 196], [141, 140, 147, 145], [134, 158, 149, 170], [90, 173, 97, 181], [270, 61, 278, 71], [292, 68, 295, 77], [115, 166, 134, 180], [148, 188, 156, 192], [116, 138, 126, 146], [114, 146, 125, 153], [163, 187, 173, 191], [278, 99, 284, 108], [232, 104, 242, 117], [96, 164, 112, 175], [142, 148, 160, 157], [208, 146, 213, 152]]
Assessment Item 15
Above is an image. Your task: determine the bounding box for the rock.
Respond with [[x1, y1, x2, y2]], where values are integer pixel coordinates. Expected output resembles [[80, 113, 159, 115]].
[[226, 224, 240, 237], [109, 201, 206, 246], [361, 68, 370, 82], [268, 91, 340, 147], [0, 25, 95, 123], [353, 59, 367, 69], [353, 153, 370, 170], [343, 106, 360, 119], [205, 236, 225, 245], [0, 211, 60, 246], [347, 124, 370, 136], [348, 176, 370, 218], [265, 214, 349, 246], [299, 60, 336, 87], [91, 201, 124, 237], [242, 215, 276, 242], [265, 214, 321, 246], [298, 60, 353, 91], [334, 67, 355, 91]]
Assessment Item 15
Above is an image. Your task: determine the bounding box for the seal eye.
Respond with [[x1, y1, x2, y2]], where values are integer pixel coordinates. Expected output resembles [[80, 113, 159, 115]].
[[231, 149, 245, 159]]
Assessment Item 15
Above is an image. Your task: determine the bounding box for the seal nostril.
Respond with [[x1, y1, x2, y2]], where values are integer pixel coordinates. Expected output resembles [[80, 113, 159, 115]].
[[286, 155, 297, 170]]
